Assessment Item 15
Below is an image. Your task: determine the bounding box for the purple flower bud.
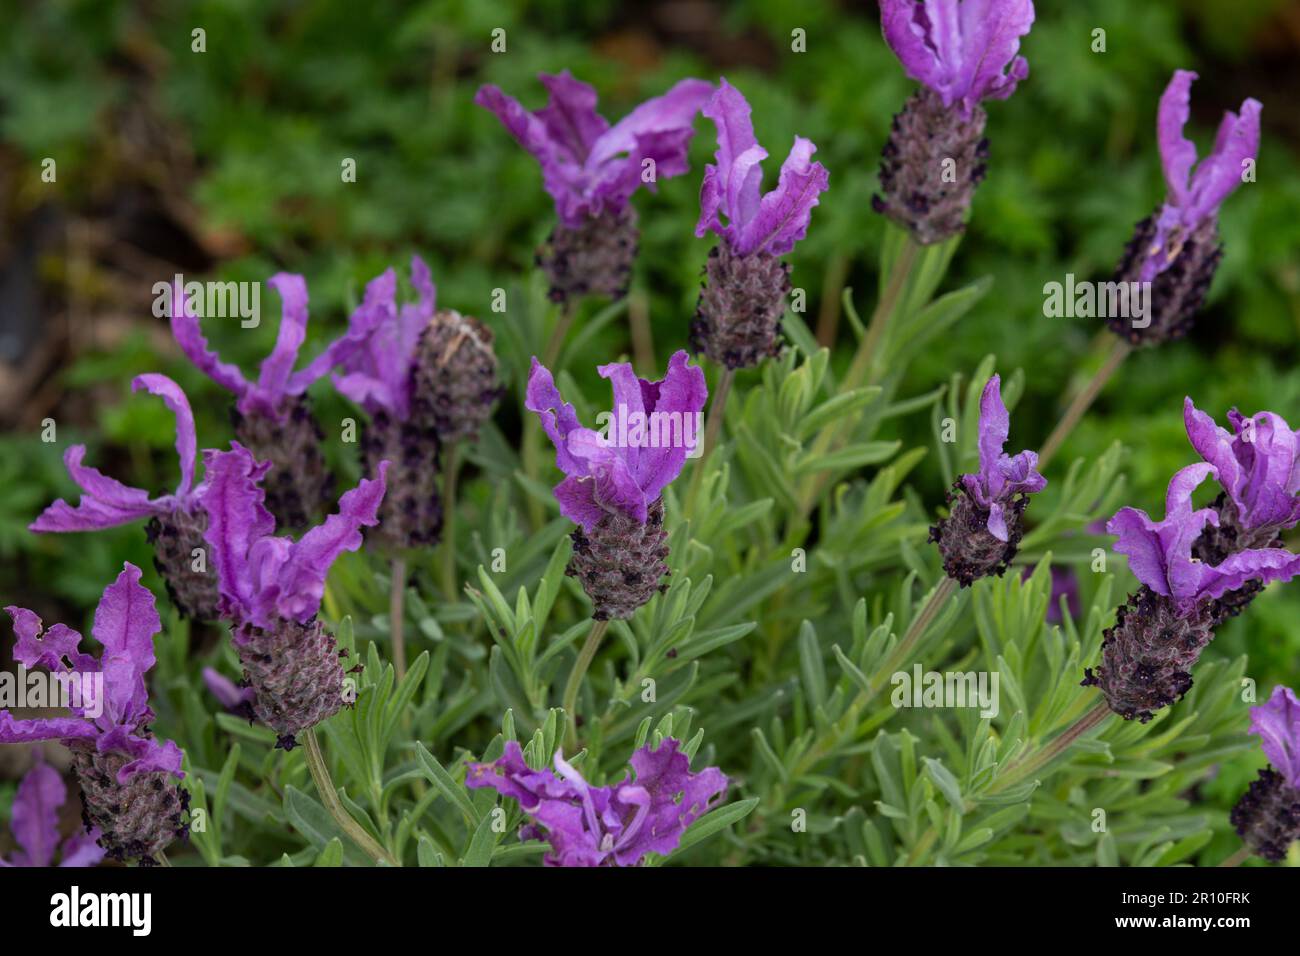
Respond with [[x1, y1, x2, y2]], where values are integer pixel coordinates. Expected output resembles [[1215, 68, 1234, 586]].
[[465, 738, 728, 867], [526, 353, 706, 618], [0, 761, 105, 868], [1109, 71, 1260, 346], [931, 375, 1045, 585], [692, 80, 828, 368], [30, 374, 220, 620], [199, 443, 387, 746], [1231, 686, 1300, 861], [171, 276, 335, 526], [476, 72, 712, 302], [2, 565, 187, 862]]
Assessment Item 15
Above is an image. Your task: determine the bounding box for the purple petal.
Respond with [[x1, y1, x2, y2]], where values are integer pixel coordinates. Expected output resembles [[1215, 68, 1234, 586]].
[[30, 446, 159, 533], [525, 358, 589, 479], [6, 606, 83, 671], [199, 443, 276, 621], [202, 667, 256, 711], [589, 77, 711, 168], [1249, 685, 1300, 788], [241, 273, 309, 416], [9, 762, 65, 868], [614, 739, 728, 864], [96, 727, 185, 783], [57, 830, 106, 868], [169, 280, 250, 398], [1158, 70, 1199, 211], [1185, 398, 1300, 532], [553, 476, 608, 532], [0, 712, 97, 745], [91, 563, 161, 726], [267, 462, 388, 625], [564, 430, 648, 524], [880, 0, 945, 94], [536, 71, 609, 162], [1190, 546, 1300, 607], [1186, 98, 1260, 224], [131, 374, 197, 499], [977, 374, 1011, 487], [958, 0, 1035, 106], [632, 350, 708, 503], [329, 268, 414, 418], [695, 79, 767, 243], [736, 135, 829, 256]]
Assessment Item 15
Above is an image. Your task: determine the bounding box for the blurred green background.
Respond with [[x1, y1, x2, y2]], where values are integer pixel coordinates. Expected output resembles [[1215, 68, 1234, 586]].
[[1, 0, 1298, 816]]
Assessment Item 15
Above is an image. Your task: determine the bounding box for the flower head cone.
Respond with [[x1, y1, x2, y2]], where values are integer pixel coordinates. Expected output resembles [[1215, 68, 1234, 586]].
[[1109, 71, 1260, 346], [199, 443, 388, 748], [30, 374, 220, 621], [465, 738, 728, 866], [526, 351, 707, 619], [1230, 686, 1300, 861], [2, 564, 188, 863], [930, 375, 1045, 586], [691, 79, 828, 369], [170, 276, 334, 527], [476, 71, 712, 303], [873, 0, 1034, 244], [0, 760, 105, 868]]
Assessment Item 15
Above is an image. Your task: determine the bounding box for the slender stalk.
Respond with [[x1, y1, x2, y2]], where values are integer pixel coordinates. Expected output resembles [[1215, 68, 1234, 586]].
[[629, 288, 655, 374], [814, 253, 851, 347], [154, 850, 172, 867], [793, 238, 921, 520], [1037, 338, 1132, 470], [562, 619, 610, 752], [389, 557, 407, 682], [684, 366, 735, 519], [304, 728, 399, 866], [440, 444, 461, 600], [1219, 846, 1251, 868], [542, 300, 576, 371], [989, 697, 1112, 795]]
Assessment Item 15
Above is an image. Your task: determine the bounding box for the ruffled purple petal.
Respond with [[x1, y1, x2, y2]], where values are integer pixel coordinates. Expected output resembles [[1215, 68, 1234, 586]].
[[1158, 70, 1199, 211], [525, 358, 589, 479], [57, 829, 106, 868], [91, 563, 161, 727], [169, 280, 250, 398], [131, 373, 198, 501], [0, 712, 97, 745], [633, 351, 708, 503], [199, 443, 276, 621], [736, 136, 830, 256], [977, 374, 1012, 491], [1249, 685, 1300, 788], [8, 761, 65, 868], [614, 739, 728, 864], [30, 446, 160, 533], [6, 606, 83, 671], [536, 71, 609, 162], [96, 727, 185, 783], [1186, 399, 1300, 532], [552, 476, 607, 531]]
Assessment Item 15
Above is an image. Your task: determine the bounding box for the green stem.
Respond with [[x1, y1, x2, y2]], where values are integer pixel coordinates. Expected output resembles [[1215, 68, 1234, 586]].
[[303, 728, 399, 866], [562, 619, 610, 752], [684, 366, 735, 520], [440, 444, 461, 600], [541, 300, 576, 371], [988, 697, 1112, 795], [1037, 338, 1131, 471], [154, 850, 172, 867], [389, 557, 407, 683], [1219, 846, 1251, 868]]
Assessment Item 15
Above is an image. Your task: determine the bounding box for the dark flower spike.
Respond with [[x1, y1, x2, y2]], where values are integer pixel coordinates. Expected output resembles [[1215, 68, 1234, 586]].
[[526, 352, 707, 619], [1109, 71, 1261, 345], [465, 738, 727, 867], [200, 443, 387, 747], [1231, 686, 1300, 862], [321, 258, 455, 550], [171, 276, 333, 527], [1085, 465, 1300, 722], [30, 373, 220, 621], [691, 78, 829, 369], [2, 564, 188, 862], [0, 760, 105, 868], [873, 0, 1034, 244], [931, 375, 1045, 586], [476, 71, 712, 302]]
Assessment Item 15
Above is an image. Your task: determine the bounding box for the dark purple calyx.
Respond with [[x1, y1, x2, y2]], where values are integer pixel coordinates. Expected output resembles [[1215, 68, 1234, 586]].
[[145, 507, 221, 621], [690, 244, 790, 370], [537, 207, 639, 305], [1191, 491, 1282, 623], [929, 481, 1027, 587], [71, 737, 190, 863], [1081, 586, 1217, 723], [1108, 210, 1221, 347], [871, 88, 989, 246], [232, 396, 333, 529], [567, 498, 670, 621], [361, 410, 442, 552], [1230, 768, 1300, 862], [233, 618, 348, 749], [409, 309, 503, 445]]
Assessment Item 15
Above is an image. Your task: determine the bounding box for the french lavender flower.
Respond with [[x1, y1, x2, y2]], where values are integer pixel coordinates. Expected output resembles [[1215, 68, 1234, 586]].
[[1230, 685, 1300, 862], [691, 79, 829, 370], [30, 373, 220, 621], [476, 71, 712, 303], [873, 0, 1035, 244], [465, 738, 727, 867], [322, 258, 500, 549], [1, 564, 188, 863], [170, 275, 334, 528], [1109, 71, 1261, 346], [526, 351, 707, 620], [930, 375, 1045, 586], [0, 761, 105, 868], [200, 443, 388, 749], [1185, 399, 1300, 619], [1083, 464, 1300, 722]]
